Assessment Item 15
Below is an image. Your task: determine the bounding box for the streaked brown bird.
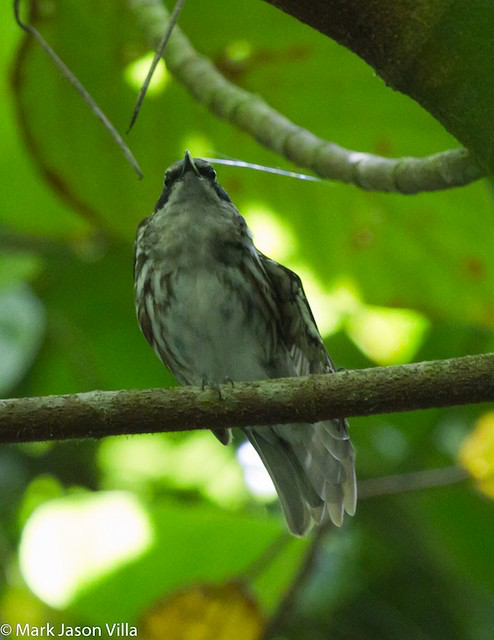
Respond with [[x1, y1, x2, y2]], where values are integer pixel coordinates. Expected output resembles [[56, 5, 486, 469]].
[[134, 151, 356, 535]]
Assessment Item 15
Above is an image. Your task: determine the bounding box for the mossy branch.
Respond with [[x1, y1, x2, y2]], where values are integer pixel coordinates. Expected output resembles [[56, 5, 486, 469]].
[[1, 354, 493, 445]]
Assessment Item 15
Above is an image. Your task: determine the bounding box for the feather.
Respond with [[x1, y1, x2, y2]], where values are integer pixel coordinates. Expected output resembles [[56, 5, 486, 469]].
[[252, 254, 357, 533]]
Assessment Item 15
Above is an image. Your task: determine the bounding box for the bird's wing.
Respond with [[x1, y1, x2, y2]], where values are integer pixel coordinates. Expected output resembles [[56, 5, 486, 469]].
[[256, 252, 356, 530], [258, 253, 334, 376]]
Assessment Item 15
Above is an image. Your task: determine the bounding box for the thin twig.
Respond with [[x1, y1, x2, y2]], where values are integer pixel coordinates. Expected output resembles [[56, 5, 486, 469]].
[[127, 0, 187, 132], [262, 523, 331, 639], [202, 156, 322, 182], [359, 465, 468, 499], [240, 532, 293, 583], [14, 0, 143, 179]]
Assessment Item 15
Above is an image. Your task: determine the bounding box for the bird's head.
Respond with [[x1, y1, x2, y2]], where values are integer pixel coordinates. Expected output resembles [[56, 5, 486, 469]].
[[154, 151, 232, 213]]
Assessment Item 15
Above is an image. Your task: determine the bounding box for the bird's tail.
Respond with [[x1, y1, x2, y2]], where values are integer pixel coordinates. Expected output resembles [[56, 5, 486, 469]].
[[245, 420, 356, 536]]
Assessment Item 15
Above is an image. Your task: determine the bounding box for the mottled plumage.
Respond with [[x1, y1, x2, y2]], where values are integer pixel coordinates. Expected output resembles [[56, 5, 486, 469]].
[[134, 151, 356, 535]]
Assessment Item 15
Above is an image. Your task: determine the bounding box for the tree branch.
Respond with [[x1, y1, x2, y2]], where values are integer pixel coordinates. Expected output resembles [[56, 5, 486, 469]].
[[128, 0, 484, 194], [263, 0, 494, 174], [1, 354, 492, 445]]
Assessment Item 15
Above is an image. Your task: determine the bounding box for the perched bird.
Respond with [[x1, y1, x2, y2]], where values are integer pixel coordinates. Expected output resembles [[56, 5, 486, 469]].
[[134, 151, 356, 535]]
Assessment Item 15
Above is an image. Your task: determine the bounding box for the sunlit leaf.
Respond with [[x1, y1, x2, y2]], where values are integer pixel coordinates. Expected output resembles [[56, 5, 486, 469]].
[[17, 474, 65, 529], [98, 432, 249, 507], [124, 53, 169, 96], [458, 410, 494, 499], [346, 305, 430, 365], [70, 502, 307, 623], [19, 492, 154, 608]]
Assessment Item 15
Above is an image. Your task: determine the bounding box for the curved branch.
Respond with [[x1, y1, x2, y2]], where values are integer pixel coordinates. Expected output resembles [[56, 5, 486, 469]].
[[263, 0, 494, 174], [128, 0, 484, 193], [1, 354, 493, 445]]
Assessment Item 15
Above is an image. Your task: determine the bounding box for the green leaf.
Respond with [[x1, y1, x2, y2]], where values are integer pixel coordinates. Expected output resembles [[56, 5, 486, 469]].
[[71, 500, 306, 621], [19, 493, 306, 620], [406, 484, 494, 595], [0, 252, 41, 289], [0, 1, 89, 239], [11, 0, 494, 328]]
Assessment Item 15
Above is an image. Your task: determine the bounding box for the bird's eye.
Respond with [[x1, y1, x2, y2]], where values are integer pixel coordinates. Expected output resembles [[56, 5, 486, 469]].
[[205, 166, 216, 181], [164, 172, 174, 188]]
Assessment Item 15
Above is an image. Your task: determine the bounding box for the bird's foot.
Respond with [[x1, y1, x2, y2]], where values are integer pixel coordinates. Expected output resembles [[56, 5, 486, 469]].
[[201, 378, 224, 400]]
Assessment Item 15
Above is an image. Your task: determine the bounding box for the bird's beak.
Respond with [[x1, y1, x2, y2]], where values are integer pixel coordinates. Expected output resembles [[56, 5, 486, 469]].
[[181, 150, 200, 177]]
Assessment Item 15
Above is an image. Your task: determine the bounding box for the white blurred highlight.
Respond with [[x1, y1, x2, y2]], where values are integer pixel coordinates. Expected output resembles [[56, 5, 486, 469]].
[[19, 492, 153, 608], [237, 441, 277, 499]]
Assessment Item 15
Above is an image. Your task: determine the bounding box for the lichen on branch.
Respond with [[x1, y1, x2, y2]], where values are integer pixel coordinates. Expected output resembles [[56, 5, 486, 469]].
[[1, 354, 493, 445]]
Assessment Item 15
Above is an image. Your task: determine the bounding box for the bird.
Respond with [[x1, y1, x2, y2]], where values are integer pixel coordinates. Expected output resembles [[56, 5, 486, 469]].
[[134, 150, 356, 536]]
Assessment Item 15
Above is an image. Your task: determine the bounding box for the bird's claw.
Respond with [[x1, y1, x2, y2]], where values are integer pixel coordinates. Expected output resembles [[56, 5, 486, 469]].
[[200, 377, 234, 399], [201, 378, 224, 400]]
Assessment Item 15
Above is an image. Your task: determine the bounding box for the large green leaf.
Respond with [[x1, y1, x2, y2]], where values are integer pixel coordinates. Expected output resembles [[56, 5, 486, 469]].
[[11, 0, 494, 327], [0, 1, 88, 239], [68, 499, 306, 622]]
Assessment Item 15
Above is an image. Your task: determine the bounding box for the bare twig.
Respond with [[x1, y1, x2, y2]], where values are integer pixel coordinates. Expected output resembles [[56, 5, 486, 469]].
[[14, 0, 143, 179], [240, 532, 293, 583], [127, 0, 187, 132], [0, 354, 493, 445], [358, 465, 468, 499], [262, 523, 330, 639]]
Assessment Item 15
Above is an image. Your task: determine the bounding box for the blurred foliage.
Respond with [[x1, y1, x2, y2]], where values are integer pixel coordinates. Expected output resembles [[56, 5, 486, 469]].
[[1, 0, 494, 638], [139, 581, 264, 640], [459, 411, 494, 499]]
